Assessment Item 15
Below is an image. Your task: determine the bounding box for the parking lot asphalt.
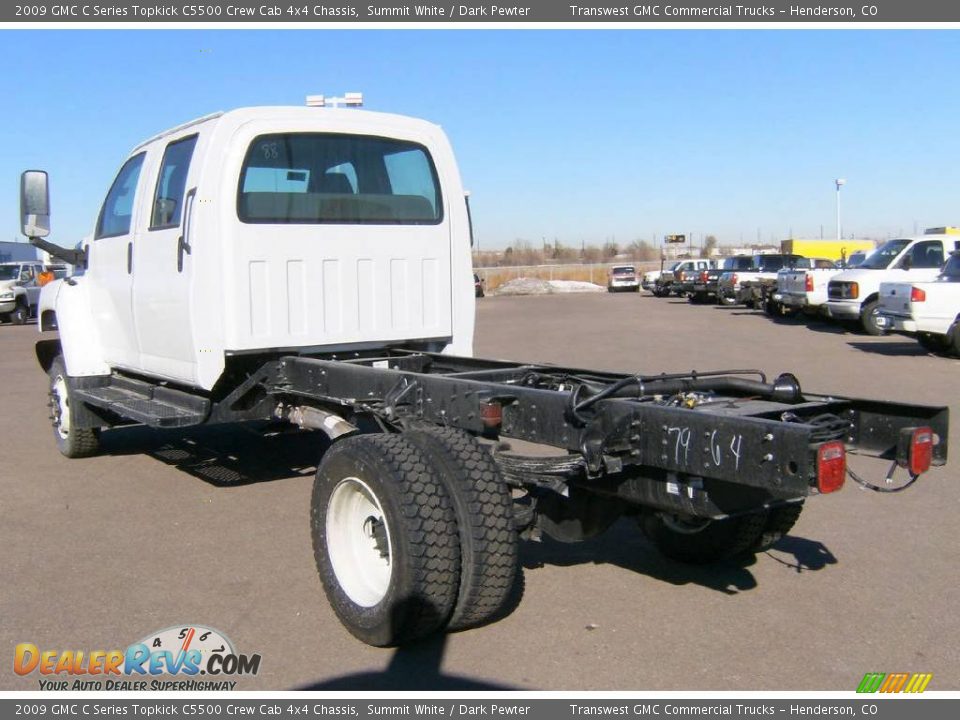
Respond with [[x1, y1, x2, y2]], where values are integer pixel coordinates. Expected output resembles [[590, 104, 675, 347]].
[[2, 293, 958, 691]]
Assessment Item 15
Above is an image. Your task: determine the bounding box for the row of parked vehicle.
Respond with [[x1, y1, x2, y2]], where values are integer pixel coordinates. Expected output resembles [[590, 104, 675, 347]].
[[640, 230, 960, 356]]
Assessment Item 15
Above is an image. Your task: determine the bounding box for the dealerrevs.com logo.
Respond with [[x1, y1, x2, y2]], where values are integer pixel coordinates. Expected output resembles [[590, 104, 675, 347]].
[[14, 625, 261, 691]]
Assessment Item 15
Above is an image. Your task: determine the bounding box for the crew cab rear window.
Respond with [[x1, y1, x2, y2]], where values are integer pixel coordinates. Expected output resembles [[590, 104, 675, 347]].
[[722, 257, 753, 271], [237, 133, 442, 225]]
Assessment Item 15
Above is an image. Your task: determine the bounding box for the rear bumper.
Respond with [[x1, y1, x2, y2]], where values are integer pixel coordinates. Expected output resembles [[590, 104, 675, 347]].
[[878, 313, 952, 337]]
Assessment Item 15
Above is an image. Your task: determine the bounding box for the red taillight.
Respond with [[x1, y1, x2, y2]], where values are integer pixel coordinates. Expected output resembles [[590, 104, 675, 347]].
[[816, 441, 846, 493], [805, 273, 814, 292], [677, 271, 686, 282], [731, 273, 739, 285], [699, 270, 709, 282], [909, 427, 933, 475], [910, 286, 926, 302]]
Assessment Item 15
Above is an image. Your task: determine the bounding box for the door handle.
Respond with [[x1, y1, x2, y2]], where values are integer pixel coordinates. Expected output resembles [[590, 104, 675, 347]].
[[178, 187, 197, 273], [127, 242, 133, 274]]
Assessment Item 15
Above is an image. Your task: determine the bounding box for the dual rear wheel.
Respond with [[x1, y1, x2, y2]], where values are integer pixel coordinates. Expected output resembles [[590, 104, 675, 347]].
[[310, 429, 519, 647]]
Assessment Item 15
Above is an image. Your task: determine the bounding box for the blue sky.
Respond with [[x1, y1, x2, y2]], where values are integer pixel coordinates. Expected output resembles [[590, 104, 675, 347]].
[[3, 30, 960, 250]]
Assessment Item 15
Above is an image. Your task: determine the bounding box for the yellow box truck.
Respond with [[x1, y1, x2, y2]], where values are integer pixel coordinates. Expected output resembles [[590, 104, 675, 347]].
[[780, 239, 875, 262]]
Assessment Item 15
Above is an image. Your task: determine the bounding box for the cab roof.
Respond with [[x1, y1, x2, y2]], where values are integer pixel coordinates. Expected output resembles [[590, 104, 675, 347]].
[[132, 106, 442, 153]]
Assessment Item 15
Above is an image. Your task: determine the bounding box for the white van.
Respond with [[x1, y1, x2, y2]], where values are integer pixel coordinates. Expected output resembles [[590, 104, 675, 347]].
[[824, 233, 960, 334]]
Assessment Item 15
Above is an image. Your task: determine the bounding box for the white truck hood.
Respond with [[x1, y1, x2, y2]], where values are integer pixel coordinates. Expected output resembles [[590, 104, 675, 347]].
[[828, 268, 881, 284]]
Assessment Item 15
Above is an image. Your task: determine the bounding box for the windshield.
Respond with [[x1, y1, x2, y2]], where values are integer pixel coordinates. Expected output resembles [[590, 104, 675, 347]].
[[859, 239, 910, 269], [0, 266, 20, 281], [238, 133, 442, 225], [612, 266, 635, 273]]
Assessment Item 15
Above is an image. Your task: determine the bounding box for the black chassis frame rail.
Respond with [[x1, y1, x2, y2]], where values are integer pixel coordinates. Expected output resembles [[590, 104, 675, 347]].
[[233, 350, 949, 509]]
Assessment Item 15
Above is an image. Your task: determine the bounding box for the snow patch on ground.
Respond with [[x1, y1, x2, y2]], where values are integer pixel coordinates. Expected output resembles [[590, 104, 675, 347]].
[[494, 278, 606, 296]]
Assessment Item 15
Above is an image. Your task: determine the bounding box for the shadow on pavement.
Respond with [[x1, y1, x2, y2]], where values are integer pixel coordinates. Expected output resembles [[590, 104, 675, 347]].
[[99, 421, 325, 486], [847, 340, 931, 357], [520, 519, 759, 596], [764, 535, 839, 573], [295, 628, 517, 690], [521, 520, 840, 596]]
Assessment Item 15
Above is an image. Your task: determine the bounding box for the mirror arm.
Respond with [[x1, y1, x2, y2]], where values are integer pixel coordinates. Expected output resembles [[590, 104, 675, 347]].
[[28, 236, 87, 269]]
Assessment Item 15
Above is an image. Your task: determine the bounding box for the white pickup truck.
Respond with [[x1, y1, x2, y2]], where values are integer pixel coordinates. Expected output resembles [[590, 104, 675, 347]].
[[825, 234, 960, 335], [877, 251, 960, 353], [777, 258, 844, 316]]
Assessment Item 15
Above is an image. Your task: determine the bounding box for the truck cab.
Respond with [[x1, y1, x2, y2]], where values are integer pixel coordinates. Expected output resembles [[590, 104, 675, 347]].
[[825, 234, 960, 335], [37, 106, 476, 390]]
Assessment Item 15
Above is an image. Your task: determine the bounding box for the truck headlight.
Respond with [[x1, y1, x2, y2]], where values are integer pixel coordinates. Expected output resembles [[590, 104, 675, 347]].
[[828, 281, 859, 300], [0, 292, 14, 301]]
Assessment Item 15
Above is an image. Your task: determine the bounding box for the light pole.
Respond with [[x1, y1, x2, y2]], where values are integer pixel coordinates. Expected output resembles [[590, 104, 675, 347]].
[[835, 178, 846, 240]]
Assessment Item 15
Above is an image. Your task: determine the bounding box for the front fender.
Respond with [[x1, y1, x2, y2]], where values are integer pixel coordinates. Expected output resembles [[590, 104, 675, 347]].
[[41, 278, 110, 377]]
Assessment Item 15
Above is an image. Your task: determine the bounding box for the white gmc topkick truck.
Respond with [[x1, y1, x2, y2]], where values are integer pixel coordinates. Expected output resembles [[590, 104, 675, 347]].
[[21, 104, 948, 647]]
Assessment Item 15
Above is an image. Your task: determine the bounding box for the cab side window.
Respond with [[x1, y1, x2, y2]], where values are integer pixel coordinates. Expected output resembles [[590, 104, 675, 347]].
[[96, 153, 146, 239], [150, 135, 198, 229], [905, 240, 944, 269]]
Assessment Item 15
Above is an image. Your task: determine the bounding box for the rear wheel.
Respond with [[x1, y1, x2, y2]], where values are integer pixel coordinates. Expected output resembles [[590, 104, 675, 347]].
[[917, 333, 949, 353], [311, 434, 461, 646], [404, 427, 519, 631], [949, 319, 960, 356], [48, 356, 101, 458], [860, 299, 885, 336], [751, 502, 804, 552], [642, 511, 768, 564]]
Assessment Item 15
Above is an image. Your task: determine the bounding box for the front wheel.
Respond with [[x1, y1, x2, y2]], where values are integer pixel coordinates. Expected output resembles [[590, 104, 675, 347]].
[[48, 356, 100, 458], [642, 511, 768, 564], [10, 303, 28, 325], [311, 434, 461, 646], [860, 299, 885, 336]]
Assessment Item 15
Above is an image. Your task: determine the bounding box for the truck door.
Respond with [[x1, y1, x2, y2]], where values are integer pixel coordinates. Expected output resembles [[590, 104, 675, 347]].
[[133, 133, 203, 382], [897, 239, 948, 281], [19, 264, 40, 307], [87, 152, 147, 371]]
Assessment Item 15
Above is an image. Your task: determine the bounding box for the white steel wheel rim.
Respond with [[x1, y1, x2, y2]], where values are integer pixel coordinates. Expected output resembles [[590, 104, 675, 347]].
[[52, 375, 70, 439], [326, 476, 393, 607]]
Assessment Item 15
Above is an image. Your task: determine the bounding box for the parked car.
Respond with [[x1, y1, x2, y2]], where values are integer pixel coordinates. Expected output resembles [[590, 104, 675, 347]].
[[776, 258, 841, 317], [655, 259, 717, 297], [877, 250, 960, 353], [607, 265, 640, 292], [691, 256, 752, 304], [717, 254, 805, 307], [826, 233, 960, 335], [641, 269, 661, 291]]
